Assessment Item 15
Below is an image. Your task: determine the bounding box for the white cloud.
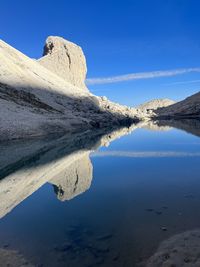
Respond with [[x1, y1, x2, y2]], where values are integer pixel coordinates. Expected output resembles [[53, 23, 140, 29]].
[[86, 67, 200, 85], [91, 150, 200, 158], [164, 79, 200, 86]]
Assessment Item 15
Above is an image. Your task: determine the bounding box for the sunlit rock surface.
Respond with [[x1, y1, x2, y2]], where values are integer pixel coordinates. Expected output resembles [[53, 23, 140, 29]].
[[137, 98, 175, 112], [38, 36, 88, 91], [0, 38, 138, 141]]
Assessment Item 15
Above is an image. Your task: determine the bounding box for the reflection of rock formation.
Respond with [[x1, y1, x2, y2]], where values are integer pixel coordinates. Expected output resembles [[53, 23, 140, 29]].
[[154, 119, 200, 137], [0, 147, 91, 219], [2, 119, 198, 220], [0, 125, 138, 219], [141, 120, 172, 131], [146, 229, 200, 267], [50, 154, 92, 201]]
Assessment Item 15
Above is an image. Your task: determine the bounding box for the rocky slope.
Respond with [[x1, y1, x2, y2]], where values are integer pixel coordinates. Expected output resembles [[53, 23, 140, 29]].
[[137, 98, 175, 117], [0, 37, 138, 141], [137, 98, 175, 111], [155, 91, 200, 118]]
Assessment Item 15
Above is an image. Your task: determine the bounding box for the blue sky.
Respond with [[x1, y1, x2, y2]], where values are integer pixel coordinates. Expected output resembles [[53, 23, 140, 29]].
[[1, 0, 200, 106]]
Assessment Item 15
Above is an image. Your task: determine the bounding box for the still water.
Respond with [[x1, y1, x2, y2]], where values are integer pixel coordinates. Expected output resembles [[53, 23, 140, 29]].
[[0, 120, 200, 267]]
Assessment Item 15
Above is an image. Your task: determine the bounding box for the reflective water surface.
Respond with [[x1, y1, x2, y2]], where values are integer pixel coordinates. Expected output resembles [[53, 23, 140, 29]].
[[1, 119, 200, 266]]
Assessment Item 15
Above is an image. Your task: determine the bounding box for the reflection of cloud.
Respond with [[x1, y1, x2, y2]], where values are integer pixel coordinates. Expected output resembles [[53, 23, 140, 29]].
[[86, 68, 200, 85], [91, 150, 200, 158]]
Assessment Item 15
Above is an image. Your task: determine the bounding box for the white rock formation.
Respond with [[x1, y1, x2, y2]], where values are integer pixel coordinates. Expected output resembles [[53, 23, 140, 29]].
[[38, 36, 88, 91], [0, 38, 138, 141], [137, 98, 175, 114]]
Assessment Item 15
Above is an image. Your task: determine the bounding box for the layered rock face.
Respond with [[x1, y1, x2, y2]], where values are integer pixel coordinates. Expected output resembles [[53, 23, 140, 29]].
[[38, 36, 88, 91]]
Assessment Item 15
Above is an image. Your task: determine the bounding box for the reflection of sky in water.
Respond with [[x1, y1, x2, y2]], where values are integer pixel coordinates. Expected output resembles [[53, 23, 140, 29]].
[[0, 126, 200, 266]]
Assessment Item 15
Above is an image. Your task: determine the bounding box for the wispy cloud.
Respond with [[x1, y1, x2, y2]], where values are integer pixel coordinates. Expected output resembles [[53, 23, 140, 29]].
[[86, 67, 200, 85], [91, 150, 200, 158], [164, 79, 200, 86]]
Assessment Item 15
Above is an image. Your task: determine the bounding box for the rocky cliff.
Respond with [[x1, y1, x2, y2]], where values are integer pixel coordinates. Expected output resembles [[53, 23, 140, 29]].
[[1, 35, 198, 142], [0, 37, 138, 141], [38, 36, 88, 91]]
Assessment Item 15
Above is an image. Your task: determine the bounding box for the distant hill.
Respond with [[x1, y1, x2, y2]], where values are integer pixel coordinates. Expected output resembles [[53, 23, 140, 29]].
[[137, 98, 175, 111], [156, 92, 200, 118]]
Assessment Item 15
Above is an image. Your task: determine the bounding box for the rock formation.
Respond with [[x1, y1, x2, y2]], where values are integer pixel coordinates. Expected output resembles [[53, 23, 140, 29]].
[[137, 98, 175, 117], [0, 37, 138, 141], [1, 35, 199, 141], [38, 36, 88, 91], [155, 91, 200, 118], [0, 248, 34, 267], [137, 93, 200, 119], [146, 229, 200, 267]]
